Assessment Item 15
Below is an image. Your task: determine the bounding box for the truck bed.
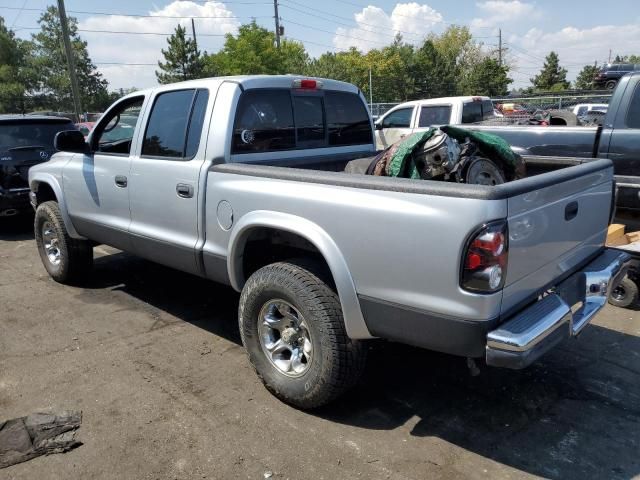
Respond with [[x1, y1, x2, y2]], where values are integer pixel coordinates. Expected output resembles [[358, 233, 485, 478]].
[[205, 158, 613, 354]]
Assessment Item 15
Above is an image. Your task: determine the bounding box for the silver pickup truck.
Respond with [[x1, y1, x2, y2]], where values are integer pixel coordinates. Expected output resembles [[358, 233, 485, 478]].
[[29, 76, 629, 409]]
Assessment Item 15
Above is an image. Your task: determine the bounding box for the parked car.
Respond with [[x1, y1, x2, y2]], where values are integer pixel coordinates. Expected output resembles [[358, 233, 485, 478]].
[[75, 121, 95, 139], [374, 96, 494, 149], [29, 76, 628, 408], [571, 103, 608, 117], [594, 63, 640, 89], [0, 115, 76, 217], [466, 72, 640, 211]]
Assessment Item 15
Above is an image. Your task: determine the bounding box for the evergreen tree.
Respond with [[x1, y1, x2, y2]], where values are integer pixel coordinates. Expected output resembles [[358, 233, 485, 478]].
[[30, 6, 109, 111], [574, 64, 599, 90], [530, 51, 569, 91], [459, 58, 512, 96], [156, 24, 203, 84]]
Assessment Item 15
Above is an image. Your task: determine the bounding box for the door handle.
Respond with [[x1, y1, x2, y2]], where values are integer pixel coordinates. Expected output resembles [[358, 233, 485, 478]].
[[565, 201, 579, 221], [176, 183, 194, 198], [115, 175, 127, 188]]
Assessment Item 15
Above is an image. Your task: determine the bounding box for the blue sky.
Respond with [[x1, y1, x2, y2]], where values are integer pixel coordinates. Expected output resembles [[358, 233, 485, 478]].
[[4, 0, 640, 93]]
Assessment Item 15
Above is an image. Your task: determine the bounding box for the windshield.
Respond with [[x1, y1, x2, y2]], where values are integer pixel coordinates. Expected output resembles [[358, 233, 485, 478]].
[[0, 122, 73, 150]]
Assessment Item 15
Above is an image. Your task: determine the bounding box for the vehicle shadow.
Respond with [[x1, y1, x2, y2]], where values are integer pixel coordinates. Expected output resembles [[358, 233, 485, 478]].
[[80, 251, 640, 479], [88, 251, 241, 345], [0, 213, 34, 241], [318, 327, 640, 480]]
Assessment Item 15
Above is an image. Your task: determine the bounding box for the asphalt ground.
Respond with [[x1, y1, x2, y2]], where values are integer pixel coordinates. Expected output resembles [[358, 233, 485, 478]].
[[1, 214, 639, 480]]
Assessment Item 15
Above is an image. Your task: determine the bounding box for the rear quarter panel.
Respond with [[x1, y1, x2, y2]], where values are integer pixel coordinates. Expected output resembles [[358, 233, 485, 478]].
[[202, 171, 507, 323]]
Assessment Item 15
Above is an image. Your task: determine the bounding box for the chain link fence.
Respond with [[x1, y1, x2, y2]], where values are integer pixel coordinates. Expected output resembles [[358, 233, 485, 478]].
[[370, 91, 613, 126]]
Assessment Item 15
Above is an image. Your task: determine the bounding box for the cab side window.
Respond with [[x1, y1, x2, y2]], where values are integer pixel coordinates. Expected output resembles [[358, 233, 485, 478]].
[[93, 97, 144, 155], [142, 89, 209, 160], [381, 108, 413, 128], [627, 84, 640, 128], [418, 106, 451, 127]]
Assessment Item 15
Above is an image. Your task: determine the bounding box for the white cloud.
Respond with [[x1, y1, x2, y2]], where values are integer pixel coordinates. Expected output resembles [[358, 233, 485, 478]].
[[333, 3, 443, 52], [508, 24, 640, 88], [80, 1, 239, 90], [471, 1, 539, 30]]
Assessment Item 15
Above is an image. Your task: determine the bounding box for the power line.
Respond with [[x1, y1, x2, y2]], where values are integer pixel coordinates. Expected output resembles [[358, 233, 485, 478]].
[[15, 26, 227, 36], [281, 0, 427, 41], [9, 0, 28, 28], [0, 5, 267, 20], [283, 18, 394, 46]]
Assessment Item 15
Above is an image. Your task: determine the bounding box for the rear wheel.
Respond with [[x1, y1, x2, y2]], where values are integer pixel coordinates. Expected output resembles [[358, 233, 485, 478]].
[[608, 276, 639, 308], [238, 261, 367, 409], [34, 201, 93, 284]]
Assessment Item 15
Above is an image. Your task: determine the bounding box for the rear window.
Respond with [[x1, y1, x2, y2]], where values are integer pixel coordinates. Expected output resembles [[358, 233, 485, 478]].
[[324, 91, 372, 146], [294, 96, 325, 146], [462, 102, 483, 123], [481, 100, 495, 120], [462, 100, 494, 123], [232, 89, 372, 154], [418, 105, 451, 127], [0, 121, 73, 150]]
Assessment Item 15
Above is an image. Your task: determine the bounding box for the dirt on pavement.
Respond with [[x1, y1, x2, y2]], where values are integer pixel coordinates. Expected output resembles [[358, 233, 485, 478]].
[[1, 215, 639, 480]]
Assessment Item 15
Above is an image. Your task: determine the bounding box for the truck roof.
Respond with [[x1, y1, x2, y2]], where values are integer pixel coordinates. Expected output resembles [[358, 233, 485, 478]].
[[125, 75, 360, 100], [0, 114, 73, 123], [391, 96, 492, 109]]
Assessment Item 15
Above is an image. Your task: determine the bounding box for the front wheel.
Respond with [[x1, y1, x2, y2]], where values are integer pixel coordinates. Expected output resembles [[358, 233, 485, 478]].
[[238, 261, 367, 409], [34, 201, 93, 284], [605, 80, 617, 90]]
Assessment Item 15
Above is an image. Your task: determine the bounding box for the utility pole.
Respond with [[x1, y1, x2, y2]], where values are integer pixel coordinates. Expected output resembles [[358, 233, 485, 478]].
[[608, 49, 612, 63], [191, 18, 198, 52], [498, 28, 502, 66], [369, 67, 373, 110], [273, 0, 281, 48], [57, 0, 82, 122]]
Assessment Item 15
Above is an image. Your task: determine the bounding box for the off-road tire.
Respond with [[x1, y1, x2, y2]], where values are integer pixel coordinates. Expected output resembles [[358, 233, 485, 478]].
[[239, 261, 367, 409], [608, 276, 639, 308], [34, 201, 93, 284]]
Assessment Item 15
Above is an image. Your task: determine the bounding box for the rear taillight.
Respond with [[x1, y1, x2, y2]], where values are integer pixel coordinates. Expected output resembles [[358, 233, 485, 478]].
[[461, 221, 508, 293]]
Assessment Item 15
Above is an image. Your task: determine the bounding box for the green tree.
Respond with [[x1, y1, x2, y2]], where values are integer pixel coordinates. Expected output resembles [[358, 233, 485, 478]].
[[0, 17, 27, 112], [204, 22, 308, 76], [574, 64, 599, 89], [411, 40, 456, 98], [459, 57, 512, 96], [530, 51, 569, 91], [156, 24, 203, 84], [30, 6, 108, 112]]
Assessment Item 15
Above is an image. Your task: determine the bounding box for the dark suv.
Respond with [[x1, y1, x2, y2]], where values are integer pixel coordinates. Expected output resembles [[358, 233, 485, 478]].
[[594, 63, 640, 89], [0, 115, 75, 217]]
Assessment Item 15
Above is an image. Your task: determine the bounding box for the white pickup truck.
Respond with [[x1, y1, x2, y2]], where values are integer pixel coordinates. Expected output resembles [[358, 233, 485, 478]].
[[29, 76, 628, 408], [375, 96, 495, 149]]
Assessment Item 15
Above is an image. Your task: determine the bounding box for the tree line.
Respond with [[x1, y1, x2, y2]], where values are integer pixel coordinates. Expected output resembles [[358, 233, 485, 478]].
[[1, 6, 637, 115]]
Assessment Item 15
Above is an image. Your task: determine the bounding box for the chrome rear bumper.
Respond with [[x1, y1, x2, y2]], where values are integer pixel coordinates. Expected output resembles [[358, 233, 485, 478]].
[[486, 248, 630, 369]]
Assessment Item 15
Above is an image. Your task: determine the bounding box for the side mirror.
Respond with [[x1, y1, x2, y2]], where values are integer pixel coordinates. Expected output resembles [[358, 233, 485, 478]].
[[374, 122, 383, 130], [55, 130, 88, 153]]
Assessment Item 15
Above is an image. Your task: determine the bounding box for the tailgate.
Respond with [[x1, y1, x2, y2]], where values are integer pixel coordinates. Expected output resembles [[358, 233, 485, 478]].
[[501, 159, 614, 315]]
